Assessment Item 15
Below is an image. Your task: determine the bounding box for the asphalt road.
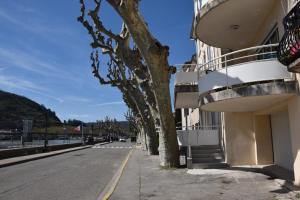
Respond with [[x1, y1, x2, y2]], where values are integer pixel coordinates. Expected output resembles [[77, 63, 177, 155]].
[[0, 141, 134, 200]]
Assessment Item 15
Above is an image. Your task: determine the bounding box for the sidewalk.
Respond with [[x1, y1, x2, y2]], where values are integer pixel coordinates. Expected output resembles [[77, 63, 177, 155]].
[[111, 148, 300, 200]]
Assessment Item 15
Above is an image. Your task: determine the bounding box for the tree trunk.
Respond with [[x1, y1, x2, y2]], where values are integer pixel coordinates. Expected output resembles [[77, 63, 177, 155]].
[[107, 0, 179, 167], [125, 85, 159, 155], [138, 123, 147, 151], [143, 118, 159, 155]]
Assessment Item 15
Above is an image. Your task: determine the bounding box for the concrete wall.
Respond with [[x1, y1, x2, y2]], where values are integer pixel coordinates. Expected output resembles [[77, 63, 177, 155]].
[[223, 112, 274, 166], [271, 110, 294, 170], [288, 94, 300, 186], [0, 143, 83, 160], [177, 129, 219, 146], [252, 0, 286, 45], [190, 108, 200, 127], [224, 112, 256, 165], [220, 95, 300, 185], [288, 0, 300, 11], [181, 108, 192, 130], [254, 115, 273, 165]]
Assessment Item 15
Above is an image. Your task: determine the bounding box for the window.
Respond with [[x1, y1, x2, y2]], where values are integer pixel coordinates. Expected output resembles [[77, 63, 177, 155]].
[[258, 26, 279, 60]]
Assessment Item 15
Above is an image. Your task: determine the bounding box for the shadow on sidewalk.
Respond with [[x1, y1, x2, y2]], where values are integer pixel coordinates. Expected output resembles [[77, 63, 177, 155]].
[[110, 149, 300, 200]]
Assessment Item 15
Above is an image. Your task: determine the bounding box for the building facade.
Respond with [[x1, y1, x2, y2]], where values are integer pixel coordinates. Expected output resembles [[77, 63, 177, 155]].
[[175, 0, 300, 186]]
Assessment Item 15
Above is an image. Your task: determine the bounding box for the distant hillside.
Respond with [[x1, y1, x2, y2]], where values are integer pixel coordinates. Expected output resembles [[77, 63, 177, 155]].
[[0, 90, 61, 129]]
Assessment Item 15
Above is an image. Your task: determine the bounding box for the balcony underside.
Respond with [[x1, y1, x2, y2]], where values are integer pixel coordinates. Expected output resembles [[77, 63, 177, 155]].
[[195, 0, 276, 49], [175, 92, 198, 108], [175, 85, 198, 109], [199, 81, 297, 112]]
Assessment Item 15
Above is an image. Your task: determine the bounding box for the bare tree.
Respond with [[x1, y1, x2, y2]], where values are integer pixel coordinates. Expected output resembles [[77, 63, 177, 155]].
[[124, 110, 138, 137], [78, 0, 179, 167], [125, 110, 146, 149], [90, 51, 159, 155]]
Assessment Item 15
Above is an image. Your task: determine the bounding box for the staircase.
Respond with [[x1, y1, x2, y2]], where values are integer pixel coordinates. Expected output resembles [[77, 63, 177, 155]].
[[191, 145, 229, 169]]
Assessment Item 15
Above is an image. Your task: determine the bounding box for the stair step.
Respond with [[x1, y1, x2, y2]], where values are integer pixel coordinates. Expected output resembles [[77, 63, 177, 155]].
[[192, 162, 229, 169], [189, 145, 226, 168], [191, 145, 221, 150], [191, 149, 222, 154], [192, 153, 223, 159], [192, 157, 223, 163]]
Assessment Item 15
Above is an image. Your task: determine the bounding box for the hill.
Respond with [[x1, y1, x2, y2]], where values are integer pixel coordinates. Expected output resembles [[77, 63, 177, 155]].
[[0, 90, 61, 129]]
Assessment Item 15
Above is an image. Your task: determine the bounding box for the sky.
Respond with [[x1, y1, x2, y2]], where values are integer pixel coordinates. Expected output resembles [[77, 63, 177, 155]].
[[0, 0, 195, 122]]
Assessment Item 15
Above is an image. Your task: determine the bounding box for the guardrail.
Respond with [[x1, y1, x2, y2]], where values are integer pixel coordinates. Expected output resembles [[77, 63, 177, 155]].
[[0, 132, 109, 150], [0, 133, 83, 150]]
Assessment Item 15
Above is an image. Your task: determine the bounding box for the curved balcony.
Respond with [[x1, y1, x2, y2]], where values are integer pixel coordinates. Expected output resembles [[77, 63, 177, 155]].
[[174, 68, 199, 109], [197, 44, 296, 112], [195, 0, 277, 50]]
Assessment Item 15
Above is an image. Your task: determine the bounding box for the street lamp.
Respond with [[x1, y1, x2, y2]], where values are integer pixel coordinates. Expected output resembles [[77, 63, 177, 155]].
[[44, 113, 48, 150]]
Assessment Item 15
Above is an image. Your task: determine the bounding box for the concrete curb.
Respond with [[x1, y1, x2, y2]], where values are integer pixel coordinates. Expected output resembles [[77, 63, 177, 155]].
[[0, 142, 110, 168], [97, 148, 134, 200]]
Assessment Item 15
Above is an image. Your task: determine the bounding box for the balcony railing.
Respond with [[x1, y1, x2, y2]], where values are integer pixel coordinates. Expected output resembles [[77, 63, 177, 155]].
[[174, 64, 199, 86], [198, 44, 278, 76], [175, 44, 278, 77], [176, 125, 219, 131], [174, 44, 293, 95]]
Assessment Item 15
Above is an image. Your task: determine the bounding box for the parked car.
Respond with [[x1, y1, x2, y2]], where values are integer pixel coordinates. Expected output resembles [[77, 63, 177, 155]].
[[130, 136, 136, 142], [85, 136, 94, 145], [94, 136, 105, 143], [119, 137, 126, 142]]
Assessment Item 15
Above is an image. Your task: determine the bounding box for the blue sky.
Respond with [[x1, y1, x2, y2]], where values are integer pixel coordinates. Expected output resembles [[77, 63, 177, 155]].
[[0, 0, 195, 122]]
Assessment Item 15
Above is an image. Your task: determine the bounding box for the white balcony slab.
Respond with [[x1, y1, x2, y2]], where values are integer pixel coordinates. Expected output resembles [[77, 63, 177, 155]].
[[175, 71, 198, 85], [198, 60, 292, 95], [195, 0, 277, 49], [175, 92, 198, 109], [177, 129, 219, 146]]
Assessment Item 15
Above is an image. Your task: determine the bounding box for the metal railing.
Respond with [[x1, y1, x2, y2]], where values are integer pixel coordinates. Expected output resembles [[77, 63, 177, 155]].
[[176, 125, 219, 131], [198, 44, 279, 76], [174, 44, 280, 89], [0, 133, 83, 150], [175, 44, 278, 73]]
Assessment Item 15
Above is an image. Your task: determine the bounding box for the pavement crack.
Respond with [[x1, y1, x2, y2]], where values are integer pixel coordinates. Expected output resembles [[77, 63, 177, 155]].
[[0, 183, 27, 197]]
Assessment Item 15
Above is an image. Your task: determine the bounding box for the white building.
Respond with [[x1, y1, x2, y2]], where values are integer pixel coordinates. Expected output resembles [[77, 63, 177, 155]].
[[175, 0, 300, 186]]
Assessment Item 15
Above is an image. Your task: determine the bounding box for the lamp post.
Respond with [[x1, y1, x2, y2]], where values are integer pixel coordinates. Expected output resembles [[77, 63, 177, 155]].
[[63, 127, 67, 144], [44, 113, 48, 150], [81, 122, 84, 145]]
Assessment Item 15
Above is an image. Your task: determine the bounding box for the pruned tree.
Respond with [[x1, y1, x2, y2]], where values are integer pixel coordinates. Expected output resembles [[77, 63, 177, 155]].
[[78, 0, 179, 167], [125, 110, 147, 150], [124, 110, 139, 137], [90, 51, 159, 155]]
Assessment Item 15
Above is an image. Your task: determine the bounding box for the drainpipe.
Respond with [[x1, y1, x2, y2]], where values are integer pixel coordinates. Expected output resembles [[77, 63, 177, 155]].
[[185, 109, 192, 169]]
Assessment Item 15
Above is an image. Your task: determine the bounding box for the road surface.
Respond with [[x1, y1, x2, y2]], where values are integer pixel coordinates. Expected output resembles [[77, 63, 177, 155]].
[[0, 141, 134, 200]]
